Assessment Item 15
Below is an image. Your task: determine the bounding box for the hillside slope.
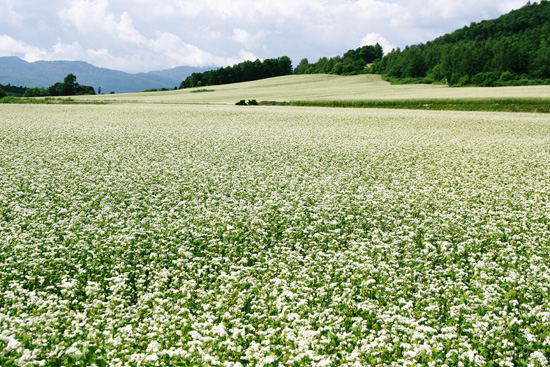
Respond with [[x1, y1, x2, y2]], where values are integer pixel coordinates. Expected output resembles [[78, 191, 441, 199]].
[[370, 1, 550, 86], [76, 74, 550, 104]]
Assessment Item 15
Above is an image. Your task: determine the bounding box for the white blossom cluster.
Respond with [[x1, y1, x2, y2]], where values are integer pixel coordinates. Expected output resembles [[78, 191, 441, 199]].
[[1, 104, 549, 366]]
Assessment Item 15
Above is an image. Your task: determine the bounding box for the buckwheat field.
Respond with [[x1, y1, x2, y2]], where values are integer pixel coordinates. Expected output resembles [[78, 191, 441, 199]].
[[1, 103, 549, 367]]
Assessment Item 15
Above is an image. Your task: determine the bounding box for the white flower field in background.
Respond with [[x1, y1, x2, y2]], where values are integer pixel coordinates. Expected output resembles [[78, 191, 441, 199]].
[[0, 104, 549, 366]]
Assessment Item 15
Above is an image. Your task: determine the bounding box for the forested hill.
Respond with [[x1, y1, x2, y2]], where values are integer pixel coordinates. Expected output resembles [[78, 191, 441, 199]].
[[370, 0, 550, 86], [294, 44, 383, 75], [180, 56, 292, 89]]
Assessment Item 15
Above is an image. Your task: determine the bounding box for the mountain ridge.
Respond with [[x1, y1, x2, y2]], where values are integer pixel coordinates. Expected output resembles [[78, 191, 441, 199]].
[[0, 57, 212, 93]]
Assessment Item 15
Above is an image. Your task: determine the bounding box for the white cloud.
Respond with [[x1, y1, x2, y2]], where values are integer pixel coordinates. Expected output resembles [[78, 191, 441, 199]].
[[498, 0, 532, 13], [116, 12, 146, 44], [361, 33, 396, 55], [400, 0, 535, 24], [231, 28, 270, 49], [233, 28, 251, 45], [0, 34, 117, 66], [54, 0, 261, 71], [59, 0, 115, 34], [0, 0, 24, 25], [50, 40, 85, 59], [0, 35, 44, 61]]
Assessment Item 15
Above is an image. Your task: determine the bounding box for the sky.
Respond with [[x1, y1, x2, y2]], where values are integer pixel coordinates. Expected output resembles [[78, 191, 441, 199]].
[[0, 0, 535, 73]]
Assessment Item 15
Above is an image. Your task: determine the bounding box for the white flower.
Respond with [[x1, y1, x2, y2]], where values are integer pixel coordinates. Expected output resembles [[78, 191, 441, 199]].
[[144, 353, 159, 362], [18, 349, 32, 363], [3, 101, 550, 367], [65, 346, 82, 358], [147, 340, 162, 353], [529, 351, 548, 367], [6, 337, 21, 352], [212, 323, 227, 337], [262, 355, 277, 364]]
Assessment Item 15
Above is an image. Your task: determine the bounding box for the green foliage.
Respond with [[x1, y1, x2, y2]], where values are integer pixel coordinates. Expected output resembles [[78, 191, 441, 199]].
[[471, 72, 499, 86], [143, 88, 170, 92], [47, 74, 96, 96], [294, 44, 383, 75], [180, 56, 293, 89], [0, 83, 27, 97], [0, 86, 5, 99], [371, 1, 550, 86], [294, 58, 310, 74], [23, 87, 48, 97], [235, 99, 259, 106], [382, 76, 435, 85]]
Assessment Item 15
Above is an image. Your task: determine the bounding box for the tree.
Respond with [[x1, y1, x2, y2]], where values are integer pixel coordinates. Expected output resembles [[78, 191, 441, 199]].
[[43, 74, 95, 96], [48, 82, 64, 96], [277, 56, 292, 75], [293, 44, 384, 76], [374, 43, 384, 60], [531, 46, 550, 78], [77, 85, 96, 95], [0, 86, 6, 99], [63, 73, 78, 95], [23, 88, 48, 97], [316, 57, 330, 73], [294, 58, 310, 74], [332, 62, 344, 75]]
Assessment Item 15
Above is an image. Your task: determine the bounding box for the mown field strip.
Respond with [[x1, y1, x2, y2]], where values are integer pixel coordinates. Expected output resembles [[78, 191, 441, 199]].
[[1, 104, 550, 366]]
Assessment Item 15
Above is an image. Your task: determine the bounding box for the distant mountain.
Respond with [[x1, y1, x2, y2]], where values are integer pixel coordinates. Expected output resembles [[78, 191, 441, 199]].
[[0, 57, 212, 93]]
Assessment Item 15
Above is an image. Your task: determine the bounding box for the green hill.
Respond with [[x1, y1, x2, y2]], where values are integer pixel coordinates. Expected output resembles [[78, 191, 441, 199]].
[[370, 0, 550, 86]]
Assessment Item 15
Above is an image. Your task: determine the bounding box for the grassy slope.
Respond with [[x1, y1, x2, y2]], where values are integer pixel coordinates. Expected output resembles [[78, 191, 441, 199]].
[[75, 74, 550, 104]]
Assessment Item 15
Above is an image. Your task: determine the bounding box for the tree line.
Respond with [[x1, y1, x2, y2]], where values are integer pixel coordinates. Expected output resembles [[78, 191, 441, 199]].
[[22, 74, 96, 97], [180, 56, 292, 89], [294, 44, 383, 75], [369, 0, 550, 86], [0, 83, 28, 98]]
